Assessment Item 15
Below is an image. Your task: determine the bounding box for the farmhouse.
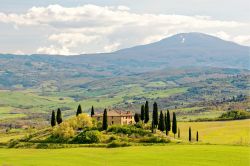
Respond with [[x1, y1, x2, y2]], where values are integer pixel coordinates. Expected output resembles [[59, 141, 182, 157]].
[[92, 109, 134, 125]]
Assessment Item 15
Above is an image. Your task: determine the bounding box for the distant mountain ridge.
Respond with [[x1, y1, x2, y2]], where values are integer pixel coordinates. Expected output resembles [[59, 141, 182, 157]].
[[109, 32, 249, 69], [0, 32, 249, 89]]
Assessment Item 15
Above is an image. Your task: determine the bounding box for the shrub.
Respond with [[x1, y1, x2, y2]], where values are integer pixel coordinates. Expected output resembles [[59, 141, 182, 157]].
[[219, 110, 250, 120], [139, 136, 170, 143], [107, 125, 150, 136], [72, 130, 101, 144], [53, 122, 75, 139], [53, 113, 93, 139], [107, 141, 131, 148], [8, 139, 19, 148]]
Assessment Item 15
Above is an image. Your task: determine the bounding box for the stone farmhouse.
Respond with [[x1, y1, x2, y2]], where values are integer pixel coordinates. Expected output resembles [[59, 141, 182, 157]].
[[92, 109, 134, 125]]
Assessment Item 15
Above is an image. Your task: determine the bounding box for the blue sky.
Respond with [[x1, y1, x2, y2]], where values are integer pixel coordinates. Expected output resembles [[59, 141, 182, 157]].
[[0, 0, 249, 55]]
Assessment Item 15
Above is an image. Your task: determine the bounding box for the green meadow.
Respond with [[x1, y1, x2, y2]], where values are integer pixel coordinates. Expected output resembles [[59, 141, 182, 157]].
[[177, 119, 250, 145], [0, 145, 249, 166]]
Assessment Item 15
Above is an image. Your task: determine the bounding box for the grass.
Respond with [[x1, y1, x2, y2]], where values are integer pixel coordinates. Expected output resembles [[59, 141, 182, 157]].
[[138, 87, 188, 99], [176, 119, 250, 145], [0, 145, 249, 166], [0, 107, 26, 119]]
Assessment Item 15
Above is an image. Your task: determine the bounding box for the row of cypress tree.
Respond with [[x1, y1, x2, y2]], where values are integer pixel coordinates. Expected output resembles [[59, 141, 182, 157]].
[[189, 127, 199, 142], [51, 108, 62, 127], [135, 101, 178, 137], [150, 102, 177, 137]]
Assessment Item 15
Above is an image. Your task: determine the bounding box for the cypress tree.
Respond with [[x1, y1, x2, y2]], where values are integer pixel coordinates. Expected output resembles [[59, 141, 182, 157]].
[[158, 111, 165, 131], [91, 106, 95, 117], [102, 109, 108, 130], [140, 105, 145, 121], [134, 113, 140, 123], [178, 128, 180, 138], [172, 112, 177, 138], [152, 102, 158, 127], [144, 101, 149, 123], [56, 108, 62, 124], [51, 110, 56, 127], [196, 131, 199, 142], [164, 113, 167, 131], [166, 110, 171, 135], [151, 120, 155, 133], [76, 104, 82, 116], [189, 127, 192, 142]]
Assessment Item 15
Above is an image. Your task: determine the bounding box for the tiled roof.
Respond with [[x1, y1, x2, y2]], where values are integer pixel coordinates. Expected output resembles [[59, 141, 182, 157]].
[[93, 109, 133, 117]]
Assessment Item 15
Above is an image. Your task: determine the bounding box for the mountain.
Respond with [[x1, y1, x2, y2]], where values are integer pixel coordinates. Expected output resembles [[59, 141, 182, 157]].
[[0, 32, 249, 89], [106, 32, 249, 69]]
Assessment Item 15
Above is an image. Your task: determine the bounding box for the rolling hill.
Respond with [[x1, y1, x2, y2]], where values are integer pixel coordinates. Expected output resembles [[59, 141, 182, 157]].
[[0, 32, 249, 89]]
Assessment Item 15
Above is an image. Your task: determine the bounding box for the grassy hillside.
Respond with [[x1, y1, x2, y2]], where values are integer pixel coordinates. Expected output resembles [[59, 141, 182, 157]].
[[0, 145, 249, 166], [177, 119, 250, 145]]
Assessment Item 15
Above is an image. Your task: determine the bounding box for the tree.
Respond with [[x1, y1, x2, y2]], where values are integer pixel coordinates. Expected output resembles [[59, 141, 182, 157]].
[[102, 109, 108, 130], [140, 105, 145, 121], [134, 113, 140, 123], [196, 131, 199, 142], [189, 127, 192, 142], [51, 110, 56, 127], [56, 108, 63, 124], [144, 101, 149, 123], [166, 110, 171, 135], [178, 128, 180, 138], [152, 102, 158, 127], [151, 120, 155, 133], [91, 106, 95, 117], [164, 113, 167, 132], [172, 112, 177, 137], [76, 104, 82, 116], [158, 111, 165, 131]]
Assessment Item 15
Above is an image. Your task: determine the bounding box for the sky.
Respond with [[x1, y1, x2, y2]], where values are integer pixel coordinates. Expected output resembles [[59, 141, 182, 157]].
[[0, 0, 249, 55]]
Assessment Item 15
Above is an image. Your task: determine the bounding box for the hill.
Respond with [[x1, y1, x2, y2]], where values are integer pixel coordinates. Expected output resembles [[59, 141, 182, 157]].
[[0, 33, 249, 89]]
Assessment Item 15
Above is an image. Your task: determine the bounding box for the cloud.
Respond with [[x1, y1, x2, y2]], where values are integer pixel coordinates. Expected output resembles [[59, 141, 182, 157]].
[[37, 45, 74, 55], [234, 35, 250, 46], [214, 31, 231, 41], [0, 4, 249, 55]]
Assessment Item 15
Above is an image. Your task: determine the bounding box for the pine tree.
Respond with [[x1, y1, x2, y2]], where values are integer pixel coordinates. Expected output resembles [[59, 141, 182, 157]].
[[140, 105, 145, 121], [76, 104, 82, 116], [172, 112, 177, 138], [91, 106, 95, 117], [158, 111, 165, 131], [178, 128, 180, 138], [134, 113, 140, 123], [189, 127, 192, 142], [166, 110, 171, 135], [144, 101, 149, 123], [51, 110, 56, 127], [56, 108, 62, 124], [152, 102, 158, 127], [196, 131, 199, 142], [102, 109, 108, 130]]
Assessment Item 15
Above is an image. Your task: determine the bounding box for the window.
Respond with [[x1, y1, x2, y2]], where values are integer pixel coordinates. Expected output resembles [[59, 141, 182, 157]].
[[112, 121, 114, 124], [112, 116, 113, 119]]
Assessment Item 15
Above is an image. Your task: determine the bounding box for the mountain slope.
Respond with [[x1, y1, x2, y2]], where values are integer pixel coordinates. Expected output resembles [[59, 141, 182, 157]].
[[110, 32, 249, 69], [0, 32, 249, 89]]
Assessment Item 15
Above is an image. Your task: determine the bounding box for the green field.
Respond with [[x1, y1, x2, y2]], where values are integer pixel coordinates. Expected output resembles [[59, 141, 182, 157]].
[[0, 145, 249, 166], [176, 119, 250, 145]]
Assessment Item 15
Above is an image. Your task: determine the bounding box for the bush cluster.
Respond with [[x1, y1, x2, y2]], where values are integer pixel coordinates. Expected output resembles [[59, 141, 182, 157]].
[[72, 130, 101, 144], [107, 125, 150, 136]]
